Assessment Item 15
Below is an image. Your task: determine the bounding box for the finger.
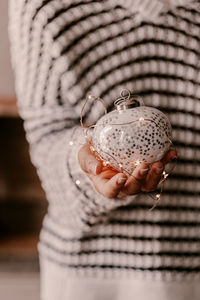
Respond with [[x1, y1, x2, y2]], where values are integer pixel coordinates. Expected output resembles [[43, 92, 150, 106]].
[[161, 149, 178, 165], [117, 191, 127, 199], [98, 169, 119, 180], [122, 163, 149, 195], [141, 161, 164, 192], [92, 172, 128, 199], [78, 143, 102, 175]]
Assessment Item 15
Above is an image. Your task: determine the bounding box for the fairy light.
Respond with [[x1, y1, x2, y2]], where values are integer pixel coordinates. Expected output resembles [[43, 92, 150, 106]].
[[90, 145, 95, 152], [75, 180, 81, 185], [103, 161, 110, 167], [69, 141, 74, 146], [87, 93, 93, 100], [135, 160, 141, 166], [139, 117, 144, 122], [119, 163, 123, 171], [162, 170, 169, 179]]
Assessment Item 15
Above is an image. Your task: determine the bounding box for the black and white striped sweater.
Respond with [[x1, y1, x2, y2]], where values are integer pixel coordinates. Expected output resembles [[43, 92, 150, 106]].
[[9, 0, 200, 286]]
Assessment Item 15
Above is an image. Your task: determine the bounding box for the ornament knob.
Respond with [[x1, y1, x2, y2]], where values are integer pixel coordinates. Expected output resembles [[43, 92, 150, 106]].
[[114, 89, 143, 111]]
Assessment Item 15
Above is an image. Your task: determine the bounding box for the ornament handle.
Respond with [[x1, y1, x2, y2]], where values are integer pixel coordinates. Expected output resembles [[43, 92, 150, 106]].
[[114, 89, 144, 111]]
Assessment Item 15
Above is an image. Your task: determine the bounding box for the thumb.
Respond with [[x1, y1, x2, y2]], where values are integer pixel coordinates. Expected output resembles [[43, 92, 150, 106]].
[[78, 143, 102, 175]]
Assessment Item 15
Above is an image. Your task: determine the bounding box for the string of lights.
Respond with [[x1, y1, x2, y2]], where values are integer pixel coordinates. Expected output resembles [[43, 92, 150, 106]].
[[69, 89, 177, 208]]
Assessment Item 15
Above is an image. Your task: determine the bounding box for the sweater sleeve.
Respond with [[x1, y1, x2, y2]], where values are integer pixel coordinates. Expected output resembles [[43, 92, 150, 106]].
[[117, 0, 197, 22], [8, 0, 144, 233]]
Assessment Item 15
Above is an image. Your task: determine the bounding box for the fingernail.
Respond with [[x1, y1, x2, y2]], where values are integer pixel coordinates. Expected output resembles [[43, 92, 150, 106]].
[[117, 177, 127, 185], [155, 167, 163, 175], [139, 168, 149, 176]]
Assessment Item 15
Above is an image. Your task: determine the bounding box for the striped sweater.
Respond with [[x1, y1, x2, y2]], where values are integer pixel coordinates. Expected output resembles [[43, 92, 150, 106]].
[[9, 0, 200, 295]]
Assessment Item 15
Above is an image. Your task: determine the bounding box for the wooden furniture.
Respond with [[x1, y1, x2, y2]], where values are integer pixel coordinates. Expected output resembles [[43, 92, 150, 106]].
[[0, 98, 18, 117], [0, 98, 47, 269]]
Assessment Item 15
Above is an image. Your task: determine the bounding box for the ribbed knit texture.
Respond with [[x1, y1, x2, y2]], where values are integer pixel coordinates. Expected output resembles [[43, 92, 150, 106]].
[[9, 0, 200, 285]]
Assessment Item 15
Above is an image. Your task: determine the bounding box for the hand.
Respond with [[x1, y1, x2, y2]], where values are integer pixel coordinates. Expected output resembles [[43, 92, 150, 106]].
[[78, 143, 177, 199]]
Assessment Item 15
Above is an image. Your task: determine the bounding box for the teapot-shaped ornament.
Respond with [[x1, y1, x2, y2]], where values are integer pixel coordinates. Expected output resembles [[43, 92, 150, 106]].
[[83, 90, 173, 176]]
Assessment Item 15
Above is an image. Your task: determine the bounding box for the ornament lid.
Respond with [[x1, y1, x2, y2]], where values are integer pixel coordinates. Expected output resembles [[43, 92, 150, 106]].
[[114, 89, 144, 111]]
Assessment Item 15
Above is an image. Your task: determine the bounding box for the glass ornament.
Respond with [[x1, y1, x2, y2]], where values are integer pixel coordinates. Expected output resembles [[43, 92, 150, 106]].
[[91, 90, 172, 175]]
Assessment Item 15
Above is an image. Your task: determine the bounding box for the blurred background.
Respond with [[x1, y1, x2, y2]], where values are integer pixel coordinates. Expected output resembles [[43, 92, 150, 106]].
[[0, 2, 47, 299]]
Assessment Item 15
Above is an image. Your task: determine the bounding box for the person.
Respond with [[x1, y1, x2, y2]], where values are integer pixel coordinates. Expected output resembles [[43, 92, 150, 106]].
[[9, 1, 200, 299]]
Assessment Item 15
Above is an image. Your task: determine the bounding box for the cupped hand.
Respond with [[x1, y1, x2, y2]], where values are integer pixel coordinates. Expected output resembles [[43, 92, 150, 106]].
[[78, 143, 177, 199]]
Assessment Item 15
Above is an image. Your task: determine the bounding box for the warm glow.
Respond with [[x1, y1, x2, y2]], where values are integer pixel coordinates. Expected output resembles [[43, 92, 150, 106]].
[[135, 160, 140, 166], [87, 93, 92, 100], [90, 145, 95, 152]]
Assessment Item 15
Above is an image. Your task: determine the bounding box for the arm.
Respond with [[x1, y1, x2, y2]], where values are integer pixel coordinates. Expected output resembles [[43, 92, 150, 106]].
[[8, 0, 146, 233], [8, 0, 178, 234]]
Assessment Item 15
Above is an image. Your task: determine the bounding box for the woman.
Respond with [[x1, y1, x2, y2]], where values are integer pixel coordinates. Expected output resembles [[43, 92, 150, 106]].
[[9, 1, 200, 299]]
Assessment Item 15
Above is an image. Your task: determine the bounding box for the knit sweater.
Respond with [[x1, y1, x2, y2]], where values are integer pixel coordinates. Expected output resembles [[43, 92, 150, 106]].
[[9, 0, 200, 296]]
